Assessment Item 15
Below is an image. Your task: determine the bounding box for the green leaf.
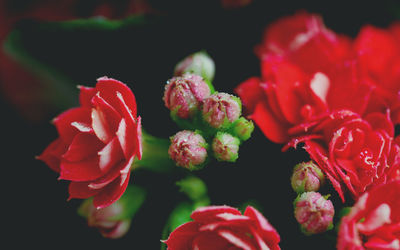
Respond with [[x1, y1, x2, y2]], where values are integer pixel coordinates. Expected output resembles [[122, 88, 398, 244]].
[[109, 185, 147, 221], [176, 175, 208, 202], [39, 15, 148, 31]]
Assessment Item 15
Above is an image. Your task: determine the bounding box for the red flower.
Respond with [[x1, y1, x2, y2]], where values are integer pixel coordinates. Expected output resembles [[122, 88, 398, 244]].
[[235, 12, 372, 144], [287, 110, 400, 201], [354, 24, 400, 123], [37, 77, 142, 209], [163, 205, 280, 250], [337, 180, 400, 249]]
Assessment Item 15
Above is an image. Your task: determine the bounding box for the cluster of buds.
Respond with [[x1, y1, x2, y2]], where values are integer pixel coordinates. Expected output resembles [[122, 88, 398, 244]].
[[290, 161, 334, 235], [164, 51, 254, 170]]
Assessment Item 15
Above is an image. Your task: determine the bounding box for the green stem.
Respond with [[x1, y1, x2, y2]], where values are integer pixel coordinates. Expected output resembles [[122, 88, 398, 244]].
[[132, 130, 176, 173]]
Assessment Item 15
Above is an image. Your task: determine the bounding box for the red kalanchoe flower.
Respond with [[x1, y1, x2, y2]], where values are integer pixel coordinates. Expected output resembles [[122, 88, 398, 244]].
[[235, 12, 372, 144], [287, 110, 400, 201], [337, 180, 400, 249], [37, 77, 142, 209], [163, 205, 280, 250]]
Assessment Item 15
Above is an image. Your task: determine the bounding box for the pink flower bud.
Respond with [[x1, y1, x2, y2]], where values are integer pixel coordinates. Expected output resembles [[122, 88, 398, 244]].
[[294, 192, 334, 235], [202, 92, 242, 129], [163, 73, 211, 119], [212, 132, 240, 162], [174, 51, 215, 82], [291, 161, 325, 193], [168, 130, 208, 170], [79, 200, 131, 239]]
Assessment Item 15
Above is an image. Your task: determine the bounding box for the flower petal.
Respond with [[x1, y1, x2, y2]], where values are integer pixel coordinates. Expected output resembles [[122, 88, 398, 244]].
[[59, 156, 103, 182], [92, 170, 131, 209], [96, 76, 137, 117], [162, 221, 201, 249], [78, 85, 96, 107], [191, 206, 241, 224], [251, 102, 289, 143], [68, 181, 100, 200], [88, 156, 134, 190], [98, 137, 124, 173], [37, 138, 68, 173], [53, 107, 91, 144], [91, 107, 113, 144], [62, 133, 103, 162], [244, 206, 280, 245], [234, 77, 265, 114], [218, 229, 257, 250], [192, 232, 232, 250]]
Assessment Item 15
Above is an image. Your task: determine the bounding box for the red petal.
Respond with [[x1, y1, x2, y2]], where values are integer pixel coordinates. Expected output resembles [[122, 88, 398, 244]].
[[191, 206, 241, 224], [91, 93, 122, 143], [192, 232, 231, 250], [258, 11, 322, 55], [262, 58, 306, 124], [62, 133, 103, 162], [163, 221, 201, 249], [68, 181, 100, 200], [365, 112, 394, 137], [112, 87, 142, 159], [217, 229, 257, 250], [92, 93, 121, 132], [96, 76, 137, 117], [53, 107, 91, 144], [37, 138, 68, 172], [92, 170, 131, 209], [355, 25, 399, 80], [59, 156, 103, 182], [251, 102, 289, 143], [88, 156, 134, 190], [199, 215, 253, 232], [244, 206, 280, 245], [234, 77, 265, 114], [91, 108, 113, 144], [98, 137, 124, 173], [78, 85, 96, 107]]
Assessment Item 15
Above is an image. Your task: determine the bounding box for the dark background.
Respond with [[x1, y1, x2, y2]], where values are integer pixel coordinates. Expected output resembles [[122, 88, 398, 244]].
[[3, 0, 398, 249]]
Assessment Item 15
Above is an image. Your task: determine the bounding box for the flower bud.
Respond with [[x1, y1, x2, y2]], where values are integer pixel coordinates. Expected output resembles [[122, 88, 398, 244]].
[[78, 186, 146, 239], [174, 51, 215, 82], [230, 117, 254, 141], [78, 200, 131, 239], [163, 73, 211, 119], [294, 192, 334, 235], [212, 132, 240, 162], [202, 92, 242, 129], [168, 130, 208, 170], [291, 161, 325, 193]]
